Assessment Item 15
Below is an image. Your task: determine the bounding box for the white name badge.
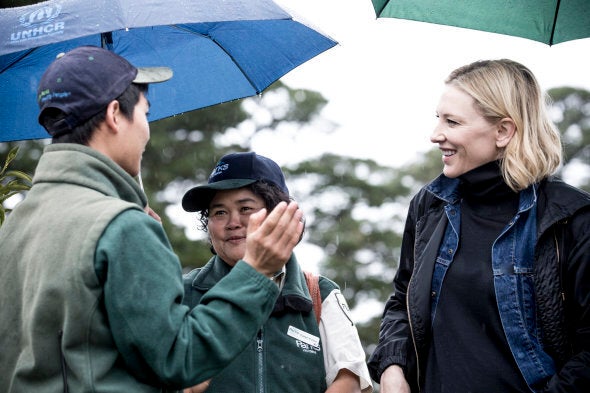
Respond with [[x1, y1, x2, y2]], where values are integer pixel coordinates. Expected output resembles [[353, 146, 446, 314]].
[[287, 325, 320, 348]]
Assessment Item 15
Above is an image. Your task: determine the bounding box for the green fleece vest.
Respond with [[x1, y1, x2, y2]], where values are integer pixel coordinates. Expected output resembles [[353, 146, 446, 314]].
[[0, 144, 147, 392]]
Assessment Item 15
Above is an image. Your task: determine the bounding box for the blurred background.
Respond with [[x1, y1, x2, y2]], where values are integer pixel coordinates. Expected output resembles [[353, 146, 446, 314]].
[[2, 0, 590, 387]]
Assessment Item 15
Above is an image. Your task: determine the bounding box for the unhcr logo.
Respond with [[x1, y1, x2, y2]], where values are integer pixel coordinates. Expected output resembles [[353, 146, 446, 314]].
[[20, 5, 62, 27], [11, 4, 65, 43]]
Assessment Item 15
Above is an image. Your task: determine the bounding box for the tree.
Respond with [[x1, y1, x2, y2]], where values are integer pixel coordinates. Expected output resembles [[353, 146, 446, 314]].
[[140, 82, 332, 267], [548, 87, 590, 192], [2, 85, 589, 357], [284, 149, 443, 347], [0, 146, 32, 225]]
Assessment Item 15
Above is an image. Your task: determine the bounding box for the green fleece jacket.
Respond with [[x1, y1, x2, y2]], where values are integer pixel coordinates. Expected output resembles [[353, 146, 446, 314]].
[[183, 254, 338, 392], [0, 144, 279, 392]]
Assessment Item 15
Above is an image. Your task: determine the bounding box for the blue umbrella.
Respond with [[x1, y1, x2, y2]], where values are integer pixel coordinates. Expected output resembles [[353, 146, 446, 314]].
[[0, 0, 337, 142]]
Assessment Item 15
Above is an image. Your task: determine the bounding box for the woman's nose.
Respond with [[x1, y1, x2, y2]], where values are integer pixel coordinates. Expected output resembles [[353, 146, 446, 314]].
[[430, 124, 446, 144], [225, 212, 242, 228]]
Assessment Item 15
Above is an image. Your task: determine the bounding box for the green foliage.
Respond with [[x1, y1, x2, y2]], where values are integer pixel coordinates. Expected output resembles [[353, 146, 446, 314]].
[[142, 98, 252, 268], [286, 150, 442, 346], [142, 81, 330, 270], [548, 87, 590, 192], [1, 84, 588, 358], [0, 146, 32, 226]]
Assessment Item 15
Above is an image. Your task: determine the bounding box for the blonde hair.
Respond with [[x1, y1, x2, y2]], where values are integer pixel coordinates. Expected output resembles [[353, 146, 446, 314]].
[[446, 59, 562, 191]]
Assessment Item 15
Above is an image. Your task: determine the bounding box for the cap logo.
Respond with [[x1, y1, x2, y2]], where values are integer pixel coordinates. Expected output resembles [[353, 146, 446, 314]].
[[209, 162, 229, 180], [11, 4, 65, 43], [38, 89, 70, 104]]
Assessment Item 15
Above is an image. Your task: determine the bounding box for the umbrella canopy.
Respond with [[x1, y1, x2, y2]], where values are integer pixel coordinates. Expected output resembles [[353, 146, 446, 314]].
[[0, 0, 337, 142], [371, 0, 590, 46]]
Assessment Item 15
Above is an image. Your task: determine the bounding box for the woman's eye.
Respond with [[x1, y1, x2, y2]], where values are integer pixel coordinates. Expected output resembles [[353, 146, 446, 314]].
[[447, 119, 459, 126], [241, 206, 263, 215]]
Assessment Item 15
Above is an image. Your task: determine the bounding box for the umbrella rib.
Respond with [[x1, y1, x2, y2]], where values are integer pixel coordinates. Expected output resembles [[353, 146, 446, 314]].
[[376, 1, 389, 17], [101, 32, 114, 50], [0, 48, 36, 75], [549, 0, 561, 46], [171, 24, 262, 94]]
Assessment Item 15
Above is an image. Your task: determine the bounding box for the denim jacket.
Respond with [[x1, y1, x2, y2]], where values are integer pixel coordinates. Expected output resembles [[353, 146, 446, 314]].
[[368, 173, 590, 393], [428, 176, 555, 390]]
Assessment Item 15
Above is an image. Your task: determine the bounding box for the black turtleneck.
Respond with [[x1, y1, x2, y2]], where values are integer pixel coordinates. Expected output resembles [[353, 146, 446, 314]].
[[423, 161, 530, 392]]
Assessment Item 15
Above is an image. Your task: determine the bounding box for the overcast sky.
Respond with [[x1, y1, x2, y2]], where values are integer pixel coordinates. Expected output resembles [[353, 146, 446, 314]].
[[224, 0, 590, 286], [252, 0, 590, 169]]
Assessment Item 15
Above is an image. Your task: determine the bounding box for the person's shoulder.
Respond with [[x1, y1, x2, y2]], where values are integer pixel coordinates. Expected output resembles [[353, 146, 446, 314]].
[[111, 207, 156, 224], [412, 185, 435, 204], [408, 181, 445, 219], [316, 275, 340, 302], [538, 178, 590, 232], [540, 177, 590, 211], [318, 275, 339, 290], [542, 176, 590, 197], [106, 207, 165, 239]]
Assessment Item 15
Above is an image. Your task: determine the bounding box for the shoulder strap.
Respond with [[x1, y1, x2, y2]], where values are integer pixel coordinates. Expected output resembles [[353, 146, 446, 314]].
[[303, 270, 321, 324]]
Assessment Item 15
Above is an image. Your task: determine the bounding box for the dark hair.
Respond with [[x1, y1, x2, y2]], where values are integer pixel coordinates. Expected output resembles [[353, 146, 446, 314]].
[[198, 181, 304, 254], [40, 83, 148, 145]]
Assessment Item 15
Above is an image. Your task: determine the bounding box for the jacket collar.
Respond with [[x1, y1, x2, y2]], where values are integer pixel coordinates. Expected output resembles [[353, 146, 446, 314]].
[[426, 171, 590, 237], [537, 177, 590, 234], [190, 254, 314, 316], [35, 143, 147, 207], [425, 174, 461, 204]]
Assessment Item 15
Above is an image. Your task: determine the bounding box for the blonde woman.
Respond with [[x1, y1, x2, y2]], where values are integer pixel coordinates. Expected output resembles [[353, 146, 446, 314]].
[[368, 59, 590, 393]]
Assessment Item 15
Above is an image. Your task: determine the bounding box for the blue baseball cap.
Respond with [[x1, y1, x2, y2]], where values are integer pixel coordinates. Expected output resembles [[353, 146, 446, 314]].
[[182, 152, 289, 212], [37, 45, 172, 136]]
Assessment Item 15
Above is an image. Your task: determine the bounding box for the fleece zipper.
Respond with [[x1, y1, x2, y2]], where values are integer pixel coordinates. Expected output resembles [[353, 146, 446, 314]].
[[256, 329, 265, 393]]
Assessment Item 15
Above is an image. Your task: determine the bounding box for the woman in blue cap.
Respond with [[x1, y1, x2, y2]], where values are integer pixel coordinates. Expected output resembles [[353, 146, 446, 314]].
[[181, 152, 372, 393]]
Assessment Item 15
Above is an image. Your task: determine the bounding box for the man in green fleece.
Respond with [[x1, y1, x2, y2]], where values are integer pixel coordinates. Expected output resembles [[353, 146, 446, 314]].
[[0, 46, 304, 393]]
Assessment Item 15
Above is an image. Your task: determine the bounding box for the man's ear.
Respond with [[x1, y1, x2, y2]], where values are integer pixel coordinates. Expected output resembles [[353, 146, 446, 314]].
[[496, 118, 516, 148], [104, 100, 121, 133]]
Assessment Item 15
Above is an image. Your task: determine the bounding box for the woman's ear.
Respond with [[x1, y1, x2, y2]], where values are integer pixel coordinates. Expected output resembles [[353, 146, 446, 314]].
[[496, 118, 516, 148]]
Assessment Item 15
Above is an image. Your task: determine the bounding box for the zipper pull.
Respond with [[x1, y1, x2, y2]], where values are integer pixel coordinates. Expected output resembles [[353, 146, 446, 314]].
[[257, 338, 263, 352]]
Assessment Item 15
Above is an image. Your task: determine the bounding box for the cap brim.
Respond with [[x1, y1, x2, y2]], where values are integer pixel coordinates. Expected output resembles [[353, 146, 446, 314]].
[[182, 179, 256, 212], [134, 67, 173, 84]]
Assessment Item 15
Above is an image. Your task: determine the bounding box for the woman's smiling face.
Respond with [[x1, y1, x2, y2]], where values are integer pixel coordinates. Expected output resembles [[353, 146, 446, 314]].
[[431, 85, 503, 178], [207, 187, 266, 266]]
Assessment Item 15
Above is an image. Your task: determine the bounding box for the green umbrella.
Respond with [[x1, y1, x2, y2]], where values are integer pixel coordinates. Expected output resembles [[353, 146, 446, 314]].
[[371, 0, 590, 46]]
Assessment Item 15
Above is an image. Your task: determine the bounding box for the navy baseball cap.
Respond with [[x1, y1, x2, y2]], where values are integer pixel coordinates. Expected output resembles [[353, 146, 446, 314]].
[[182, 152, 289, 212], [37, 45, 173, 136]]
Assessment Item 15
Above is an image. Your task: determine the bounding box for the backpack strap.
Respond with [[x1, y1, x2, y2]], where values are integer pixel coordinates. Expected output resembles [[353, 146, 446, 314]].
[[304, 270, 322, 324]]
